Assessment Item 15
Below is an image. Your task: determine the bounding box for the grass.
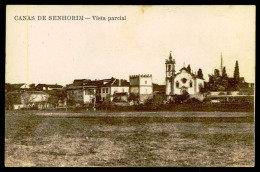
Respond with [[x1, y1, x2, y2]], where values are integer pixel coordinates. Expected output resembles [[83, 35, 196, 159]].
[[5, 112, 254, 167]]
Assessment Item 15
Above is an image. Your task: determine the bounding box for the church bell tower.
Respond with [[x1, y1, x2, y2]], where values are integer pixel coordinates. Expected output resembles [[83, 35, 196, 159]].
[[165, 52, 175, 99]]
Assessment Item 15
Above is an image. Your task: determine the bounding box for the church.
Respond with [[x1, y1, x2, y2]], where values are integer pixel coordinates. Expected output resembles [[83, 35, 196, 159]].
[[165, 52, 204, 100]]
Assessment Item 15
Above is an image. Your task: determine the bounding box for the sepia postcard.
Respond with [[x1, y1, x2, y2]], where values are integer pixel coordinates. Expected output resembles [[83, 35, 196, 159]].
[[5, 5, 255, 167]]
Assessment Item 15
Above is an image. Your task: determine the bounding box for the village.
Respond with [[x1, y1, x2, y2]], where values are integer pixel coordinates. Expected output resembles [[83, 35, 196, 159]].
[[5, 52, 254, 111], [4, 5, 256, 167]]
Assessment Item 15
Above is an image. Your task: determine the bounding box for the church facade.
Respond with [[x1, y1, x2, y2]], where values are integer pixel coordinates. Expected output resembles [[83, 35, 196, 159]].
[[165, 53, 204, 100]]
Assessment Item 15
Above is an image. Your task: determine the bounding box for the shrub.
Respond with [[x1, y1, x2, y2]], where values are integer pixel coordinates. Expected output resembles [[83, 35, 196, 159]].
[[185, 98, 202, 104], [173, 92, 190, 104]]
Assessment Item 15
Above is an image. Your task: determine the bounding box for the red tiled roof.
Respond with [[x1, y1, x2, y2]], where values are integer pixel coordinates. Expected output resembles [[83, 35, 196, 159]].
[[11, 83, 26, 90], [102, 79, 130, 87]]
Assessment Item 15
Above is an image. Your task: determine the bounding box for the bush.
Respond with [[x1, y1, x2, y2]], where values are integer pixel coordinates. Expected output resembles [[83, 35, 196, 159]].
[[184, 98, 202, 104], [128, 93, 138, 102], [173, 92, 190, 104]]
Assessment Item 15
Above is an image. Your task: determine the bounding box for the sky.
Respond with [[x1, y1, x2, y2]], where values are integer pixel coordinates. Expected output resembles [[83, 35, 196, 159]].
[[6, 5, 255, 86]]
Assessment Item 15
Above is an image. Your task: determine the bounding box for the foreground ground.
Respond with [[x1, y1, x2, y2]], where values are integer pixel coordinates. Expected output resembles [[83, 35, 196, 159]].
[[5, 111, 254, 167]]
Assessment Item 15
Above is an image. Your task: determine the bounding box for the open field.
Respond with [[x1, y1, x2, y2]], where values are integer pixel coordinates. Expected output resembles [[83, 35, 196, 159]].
[[5, 111, 254, 167]]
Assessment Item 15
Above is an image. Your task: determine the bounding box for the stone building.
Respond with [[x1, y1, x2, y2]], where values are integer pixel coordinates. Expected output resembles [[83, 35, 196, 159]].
[[129, 74, 153, 103]]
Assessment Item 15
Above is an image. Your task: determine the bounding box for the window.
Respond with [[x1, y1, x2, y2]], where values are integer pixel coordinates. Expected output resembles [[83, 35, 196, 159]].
[[106, 88, 109, 93], [102, 88, 105, 93], [176, 81, 179, 88], [181, 78, 187, 84], [145, 80, 147, 84], [168, 65, 171, 71], [190, 81, 193, 87]]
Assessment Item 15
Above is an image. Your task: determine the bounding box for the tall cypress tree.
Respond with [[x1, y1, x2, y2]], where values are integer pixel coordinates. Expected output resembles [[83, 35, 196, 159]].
[[197, 68, 203, 79], [234, 60, 240, 83], [222, 67, 228, 90], [222, 67, 228, 78], [187, 64, 191, 73], [214, 69, 220, 77]]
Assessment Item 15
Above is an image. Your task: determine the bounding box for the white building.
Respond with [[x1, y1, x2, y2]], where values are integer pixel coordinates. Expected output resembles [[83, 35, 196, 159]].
[[129, 74, 153, 103], [83, 80, 103, 105], [165, 53, 204, 100], [100, 78, 130, 102]]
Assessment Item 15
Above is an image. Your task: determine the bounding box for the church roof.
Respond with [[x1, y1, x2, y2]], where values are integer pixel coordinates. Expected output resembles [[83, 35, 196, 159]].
[[176, 67, 204, 80]]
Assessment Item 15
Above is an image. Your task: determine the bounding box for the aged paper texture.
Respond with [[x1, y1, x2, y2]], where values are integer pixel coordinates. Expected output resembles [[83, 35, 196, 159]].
[[5, 5, 255, 167]]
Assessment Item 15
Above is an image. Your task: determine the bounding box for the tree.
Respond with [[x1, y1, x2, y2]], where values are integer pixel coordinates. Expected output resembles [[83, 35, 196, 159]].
[[197, 68, 203, 79], [102, 95, 112, 110], [214, 69, 220, 77], [5, 92, 22, 110], [221, 67, 229, 90], [48, 95, 58, 108], [128, 93, 138, 102], [152, 94, 165, 107], [21, 92, 39, 109], [199, 83, 206, 94], [187, 64, 191, 73], [174, 91, 190, 104], [66, 99, 76, 107], [222, 67, 228, 78], [208, 68, 226, 91], [234, 60, 240, 84]]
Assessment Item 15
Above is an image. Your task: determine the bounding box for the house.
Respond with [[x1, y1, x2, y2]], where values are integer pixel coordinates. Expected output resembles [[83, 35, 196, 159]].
[[10, 83, 30, 92], [44, 84, 63, 90], [113, 92, 129, 102], [100, 78, 113, 85], [73, 79, 91, 86], [65, 84, 84, 105], [129, 74, 153, 103], [66, 78, 117, 106], [36, 84, 63, 91], [65, 79, 90, 103], [83, 80, 103, 105], [101, 78, 130, 102], [66, 79, 104, 106]]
